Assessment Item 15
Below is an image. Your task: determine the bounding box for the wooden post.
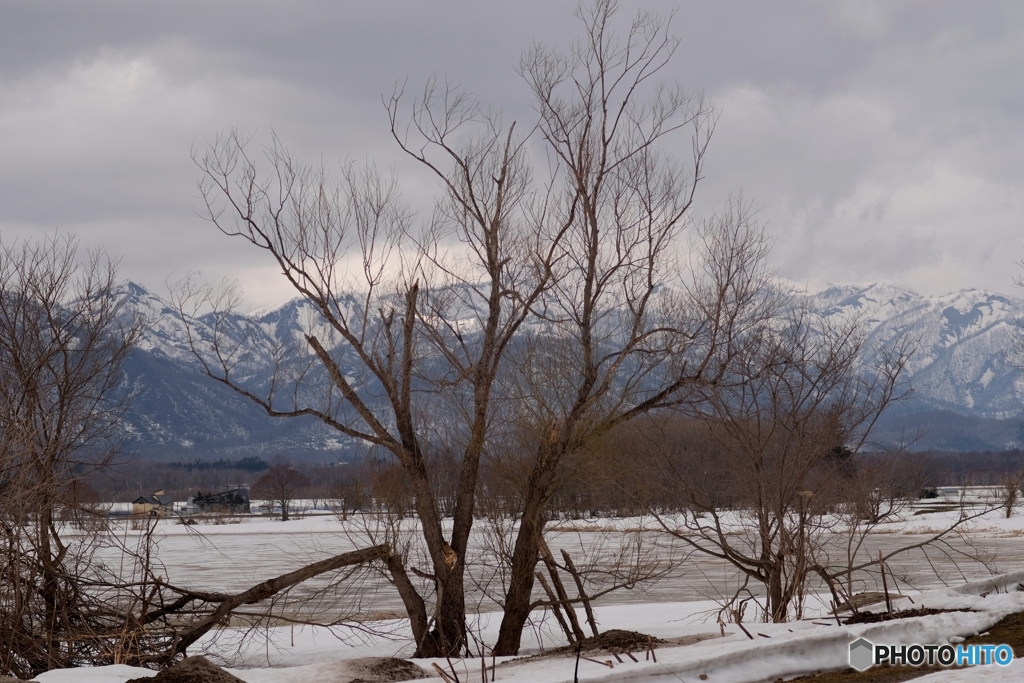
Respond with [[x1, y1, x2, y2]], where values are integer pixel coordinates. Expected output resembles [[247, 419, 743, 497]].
[[445, 657, 462, 683], [561, 549, 599, 638], [537, 571, 575, 643], [432, 663, 456, 683], [539, 540, 586, 641], [878, 550, 892, 613]]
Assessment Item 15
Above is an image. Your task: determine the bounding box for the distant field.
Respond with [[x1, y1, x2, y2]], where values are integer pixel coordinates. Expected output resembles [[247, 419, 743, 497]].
[[85, 492, 1024, 623]]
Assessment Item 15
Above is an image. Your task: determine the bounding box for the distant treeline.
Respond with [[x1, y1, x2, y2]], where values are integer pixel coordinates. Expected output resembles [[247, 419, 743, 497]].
[[97, 437, 1024, 507], [917, 449, 1024, 484], [167, 457, 269, 473]]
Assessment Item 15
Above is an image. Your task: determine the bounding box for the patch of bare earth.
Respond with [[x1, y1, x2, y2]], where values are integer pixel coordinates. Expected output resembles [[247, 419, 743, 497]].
[[123, 655, 430, 683], [504, 627, 720, 668], [125, 656, 245, 683], [346, 657, 431, 683], [542, 629, 665, 657], [842, 608, 972, 625], [791, 610, 1024, 683]]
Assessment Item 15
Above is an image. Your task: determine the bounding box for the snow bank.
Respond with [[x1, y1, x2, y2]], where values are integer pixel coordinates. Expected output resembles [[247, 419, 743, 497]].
[[33, 571, 1024, 683]]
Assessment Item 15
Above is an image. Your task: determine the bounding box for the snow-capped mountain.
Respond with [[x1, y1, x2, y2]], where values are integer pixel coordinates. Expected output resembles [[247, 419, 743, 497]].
[[114, 281, 1024, 457], [802, 282, 1024, 450], [115, 283, 350, 459], [808, 283, 1024, 418]]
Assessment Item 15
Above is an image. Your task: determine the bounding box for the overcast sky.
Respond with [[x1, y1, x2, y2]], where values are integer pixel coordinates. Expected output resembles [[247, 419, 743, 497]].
[[2, 1, 1022, 307]]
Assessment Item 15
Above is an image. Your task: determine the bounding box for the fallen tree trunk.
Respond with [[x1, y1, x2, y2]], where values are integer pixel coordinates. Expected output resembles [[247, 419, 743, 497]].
[[169, 544, 388, 655]]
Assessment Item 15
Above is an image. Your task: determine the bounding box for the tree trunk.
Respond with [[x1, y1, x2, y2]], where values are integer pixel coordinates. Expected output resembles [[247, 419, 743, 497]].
[[768, 553, 788, 623], [404, 449, 468, 658], [386, 552, 434, 656], [493, 465, 552, 655], [435, 564, 467, 656], [38, 510, 57, 672]]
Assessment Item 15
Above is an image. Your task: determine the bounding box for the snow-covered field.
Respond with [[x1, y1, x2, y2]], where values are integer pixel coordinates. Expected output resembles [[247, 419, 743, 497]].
[[36, 503, 1024, 682]]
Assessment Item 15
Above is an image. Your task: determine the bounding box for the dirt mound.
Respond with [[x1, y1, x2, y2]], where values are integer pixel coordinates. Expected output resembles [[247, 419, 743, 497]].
[[124, 656, 245, 683], [547, 629, 664, 656], [583, 629, 663, 652], [347, 657, 430, 682]]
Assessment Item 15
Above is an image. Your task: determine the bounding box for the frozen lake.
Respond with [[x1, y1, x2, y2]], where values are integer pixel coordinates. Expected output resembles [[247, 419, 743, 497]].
[[85, 504, 1024, 624]]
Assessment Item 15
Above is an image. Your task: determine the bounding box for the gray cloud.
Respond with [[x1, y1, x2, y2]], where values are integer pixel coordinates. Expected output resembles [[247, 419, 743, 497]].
[[2, 0, 1022, 305]]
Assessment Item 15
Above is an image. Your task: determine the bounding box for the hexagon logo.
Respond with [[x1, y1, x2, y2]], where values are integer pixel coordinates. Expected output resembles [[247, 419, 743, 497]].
[[849, 638, 874, 671]]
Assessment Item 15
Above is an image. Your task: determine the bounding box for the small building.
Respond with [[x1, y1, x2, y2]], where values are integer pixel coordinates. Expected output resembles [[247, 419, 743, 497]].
[[131, 494, 171, 516], [193, 487, 250, 514]]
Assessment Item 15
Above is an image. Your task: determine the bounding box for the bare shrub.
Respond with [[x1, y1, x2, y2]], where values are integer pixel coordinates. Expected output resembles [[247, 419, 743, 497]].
[[647, 308, 918, 622], [0, 235, 143, 677], [250, 462, 310, 521]]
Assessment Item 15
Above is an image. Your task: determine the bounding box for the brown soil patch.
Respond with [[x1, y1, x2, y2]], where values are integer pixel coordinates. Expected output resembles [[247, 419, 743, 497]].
[[547, 629, 665, 656], [792, 662, 941, 683], [347, 657, 431, 683], [963, 610, 1024, 658], [127, 655, 430, 683], [791, 609, 1024, 683], [501, 628, 721, 671], [842, 608, 971, 625], [125, 656, 245, 683], [503, 629, 667, 666]]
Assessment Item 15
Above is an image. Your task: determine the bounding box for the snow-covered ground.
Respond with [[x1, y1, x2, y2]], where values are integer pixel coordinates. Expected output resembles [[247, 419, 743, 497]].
[[34, 574, 1024, 683], [35, 503, 1024, 683]]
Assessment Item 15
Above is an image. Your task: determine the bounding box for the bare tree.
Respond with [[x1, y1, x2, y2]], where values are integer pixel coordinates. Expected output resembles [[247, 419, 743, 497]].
[[250, 462, 310, 521], [176, 0, 770, 657], [0, 234, 143, 677], [488, 0, 776, 646], [646, 304, 999, 623], [179, 111, 545, 656], [331, 460, 369, 518], [644, 307, 915, 622], [0, 239, 420, 674], [1000, 468, 1024, 518]]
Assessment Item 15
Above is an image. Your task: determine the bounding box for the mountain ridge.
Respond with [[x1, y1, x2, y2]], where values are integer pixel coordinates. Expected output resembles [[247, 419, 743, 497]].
[[114, 281, 1024, 457]]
